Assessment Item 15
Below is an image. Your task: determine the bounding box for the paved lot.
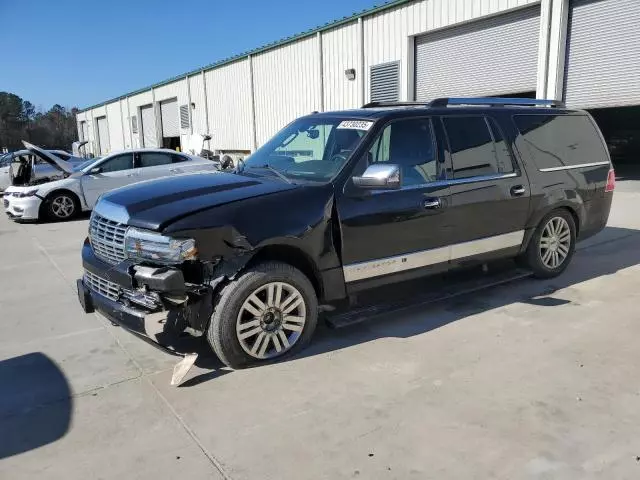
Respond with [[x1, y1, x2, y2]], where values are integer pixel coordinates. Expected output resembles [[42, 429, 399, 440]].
[[1, 182, 640, 480]]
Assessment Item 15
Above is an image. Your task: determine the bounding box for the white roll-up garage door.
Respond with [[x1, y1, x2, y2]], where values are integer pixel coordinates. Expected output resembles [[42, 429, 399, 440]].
[[140, 104, 158, 148], [415, 6, 540, 100], [96, 116, 109, 155], [160, 99, 179, 138], [564, 0, 640, 109]]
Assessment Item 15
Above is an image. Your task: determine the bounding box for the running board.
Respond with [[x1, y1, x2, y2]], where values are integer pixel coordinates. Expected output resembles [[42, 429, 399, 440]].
[[326, 266, 531, 329]]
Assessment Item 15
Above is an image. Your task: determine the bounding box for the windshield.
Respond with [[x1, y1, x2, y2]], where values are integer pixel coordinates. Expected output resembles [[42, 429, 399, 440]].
[[243, 117, 373, 182], [0, 153, 11, 167], [74, 158, 97, 171]]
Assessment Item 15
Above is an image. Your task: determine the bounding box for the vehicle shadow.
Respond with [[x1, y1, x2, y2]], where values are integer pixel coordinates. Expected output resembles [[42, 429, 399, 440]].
[[0, 352, 72, 459], [181, 226, 640, 385], [299, 225, 640, 360]]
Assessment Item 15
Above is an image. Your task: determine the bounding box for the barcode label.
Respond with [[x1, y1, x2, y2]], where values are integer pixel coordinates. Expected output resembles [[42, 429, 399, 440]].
[[337, 120, 374, 131]]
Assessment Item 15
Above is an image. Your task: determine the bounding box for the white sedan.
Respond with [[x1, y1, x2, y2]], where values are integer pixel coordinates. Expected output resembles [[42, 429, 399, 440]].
[[3, 143, 218, 222]]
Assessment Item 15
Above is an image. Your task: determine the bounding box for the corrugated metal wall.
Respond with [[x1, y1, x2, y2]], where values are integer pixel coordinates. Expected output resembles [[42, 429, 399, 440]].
[[205, 59, 253, 150], [105, 102, 124, 152], [79, 0, 549, 152], [252, 36, 321, 146], [322, 22, 361, 111], [120, 98, 132, 149], [188, 74, 208, 138]]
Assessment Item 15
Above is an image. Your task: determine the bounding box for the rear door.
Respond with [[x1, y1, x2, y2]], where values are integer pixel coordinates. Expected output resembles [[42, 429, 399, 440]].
[[135, 152, 184, 181], [440, 114, 531, 266], [80, 153, 136, 207]]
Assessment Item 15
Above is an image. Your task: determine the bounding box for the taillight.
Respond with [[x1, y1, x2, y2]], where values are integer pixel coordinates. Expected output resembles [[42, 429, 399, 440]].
[[605, 168, 616, 193]]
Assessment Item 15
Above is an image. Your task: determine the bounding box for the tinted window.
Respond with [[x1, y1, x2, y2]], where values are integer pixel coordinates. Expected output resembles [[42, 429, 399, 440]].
[[369, 118, 437, 186], [172, 154, 188, 163], [100, 153, 133, 173], [139, 152, 172, 168], [53, 152, 70, 161], [443, 116, 499, 179], [514, 114, 608, 170], [486, 118, 515, 174]]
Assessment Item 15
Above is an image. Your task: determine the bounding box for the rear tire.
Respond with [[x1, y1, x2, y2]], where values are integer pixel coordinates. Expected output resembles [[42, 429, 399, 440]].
[[523, 209, 576, 279], [207, 261, 318, 369], [44, 191, 79, 221]]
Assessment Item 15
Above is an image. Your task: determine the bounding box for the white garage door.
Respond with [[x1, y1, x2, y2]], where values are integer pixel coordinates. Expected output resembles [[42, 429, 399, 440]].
[[415, 6, 540, 100], [160, 99, 179, 138], [96, 116, 109, 155], [140, 104, 158, 148], [564, 0, 640, 109]]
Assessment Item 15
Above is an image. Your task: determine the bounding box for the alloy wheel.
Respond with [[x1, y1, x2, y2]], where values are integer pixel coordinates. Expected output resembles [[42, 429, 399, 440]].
[[539, 216, 571, 269], [236, 282, 307, 359], [51, 195, 75, 219]]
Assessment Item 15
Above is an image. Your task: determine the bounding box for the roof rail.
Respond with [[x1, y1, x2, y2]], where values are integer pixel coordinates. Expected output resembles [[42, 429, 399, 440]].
[[429, 97, 566, 108], [362, 101, 429, 108]]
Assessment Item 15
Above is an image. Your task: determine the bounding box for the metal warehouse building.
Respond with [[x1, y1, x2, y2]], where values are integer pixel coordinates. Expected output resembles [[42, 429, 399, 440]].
[[76, 0, 640, 164]]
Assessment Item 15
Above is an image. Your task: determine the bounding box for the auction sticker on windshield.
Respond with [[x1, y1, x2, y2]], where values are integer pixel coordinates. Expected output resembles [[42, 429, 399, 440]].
[[337, 120, 374, 131]]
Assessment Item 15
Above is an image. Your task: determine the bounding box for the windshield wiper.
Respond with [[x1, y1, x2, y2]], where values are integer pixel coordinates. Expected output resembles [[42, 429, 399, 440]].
[[252, 164, 293, 184]]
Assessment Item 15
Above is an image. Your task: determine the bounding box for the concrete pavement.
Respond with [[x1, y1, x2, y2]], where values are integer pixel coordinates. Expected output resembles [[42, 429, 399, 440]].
[[1, 184, 640, 479]]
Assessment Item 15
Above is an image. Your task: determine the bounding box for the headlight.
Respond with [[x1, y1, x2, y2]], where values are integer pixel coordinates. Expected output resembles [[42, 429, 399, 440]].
[[124, 227, 197, 264], [13, 189, 39, 198]]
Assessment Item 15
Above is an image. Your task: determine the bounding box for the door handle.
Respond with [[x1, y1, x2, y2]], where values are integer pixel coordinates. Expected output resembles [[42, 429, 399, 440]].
[[126, 173, 137, 177], [423, 198, 441, 210], [510, 185, 526, 197]]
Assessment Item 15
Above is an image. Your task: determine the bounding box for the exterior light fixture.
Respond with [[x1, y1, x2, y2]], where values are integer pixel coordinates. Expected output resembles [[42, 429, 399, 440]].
[[345, 68, 356, 81]]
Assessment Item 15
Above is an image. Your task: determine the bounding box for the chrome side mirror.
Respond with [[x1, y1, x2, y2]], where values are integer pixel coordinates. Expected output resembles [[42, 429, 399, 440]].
[[352, 164, 401, 190]]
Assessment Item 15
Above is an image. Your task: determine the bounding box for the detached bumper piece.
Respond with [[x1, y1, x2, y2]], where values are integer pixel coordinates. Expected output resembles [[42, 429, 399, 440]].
[[77, 275, 201, 386], [78, 244, 208, 385]]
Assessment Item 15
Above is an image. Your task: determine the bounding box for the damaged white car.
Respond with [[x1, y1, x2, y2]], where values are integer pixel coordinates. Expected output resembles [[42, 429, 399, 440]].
[[4, 142, 219, 222], [0, 148, 86, 193]]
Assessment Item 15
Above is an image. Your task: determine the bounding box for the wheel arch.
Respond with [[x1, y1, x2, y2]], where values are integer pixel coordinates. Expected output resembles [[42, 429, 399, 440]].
[[39, 188, 82, 219], [244, 244, 324, 301], [522, 203, 581, 252]]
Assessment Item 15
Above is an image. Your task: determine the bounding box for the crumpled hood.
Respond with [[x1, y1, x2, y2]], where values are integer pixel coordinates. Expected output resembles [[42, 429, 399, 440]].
[[95, 171, 297, 231]]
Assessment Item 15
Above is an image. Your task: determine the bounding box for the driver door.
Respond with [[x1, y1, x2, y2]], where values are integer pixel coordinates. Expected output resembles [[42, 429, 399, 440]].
[[80, 153, 136, 207], [337, 117, 454, 291]]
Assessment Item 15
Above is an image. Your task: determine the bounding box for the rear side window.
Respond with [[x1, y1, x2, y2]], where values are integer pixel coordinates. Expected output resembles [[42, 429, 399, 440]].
[[443, 116, 513, 179], [139, 152, 172, 168], [172, 154, 188, 164], [513, 114, 608, 170]]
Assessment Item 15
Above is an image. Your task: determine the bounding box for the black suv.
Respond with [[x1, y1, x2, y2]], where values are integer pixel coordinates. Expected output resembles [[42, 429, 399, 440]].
[[77, 98, 615, 369]]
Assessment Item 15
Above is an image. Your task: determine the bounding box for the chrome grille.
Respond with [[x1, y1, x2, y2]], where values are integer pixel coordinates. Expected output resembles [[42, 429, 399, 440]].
[[84, 270, 120, 301], [90, 212, 127, 265]]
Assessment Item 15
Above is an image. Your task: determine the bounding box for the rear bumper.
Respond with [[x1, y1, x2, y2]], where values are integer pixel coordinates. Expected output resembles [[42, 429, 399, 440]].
[[4, 195, 42, 220]]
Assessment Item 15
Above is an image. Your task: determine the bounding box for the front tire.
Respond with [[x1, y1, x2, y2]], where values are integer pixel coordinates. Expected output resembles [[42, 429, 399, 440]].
[[45, 191, 79, 221], [207, 261, 318, 369], [523, 209, 576, 279]]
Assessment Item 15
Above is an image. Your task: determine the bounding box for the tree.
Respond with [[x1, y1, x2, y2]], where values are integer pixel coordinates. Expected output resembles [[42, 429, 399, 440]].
[[0, 92, 78, 151]]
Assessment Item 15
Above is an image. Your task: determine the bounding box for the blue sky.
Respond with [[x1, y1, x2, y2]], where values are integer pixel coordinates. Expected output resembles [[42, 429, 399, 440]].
[[1, 0, 380, 111]]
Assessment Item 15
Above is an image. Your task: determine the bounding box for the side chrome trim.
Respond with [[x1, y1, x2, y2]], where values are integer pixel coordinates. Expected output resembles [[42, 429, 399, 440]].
[[539, 161, 610, 172], [371, 172, 518, 194], [343, 230, 525, 283]]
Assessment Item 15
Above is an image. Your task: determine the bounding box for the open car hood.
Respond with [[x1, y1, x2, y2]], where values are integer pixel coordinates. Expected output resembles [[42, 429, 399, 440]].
[[22, 141, 74, 174]]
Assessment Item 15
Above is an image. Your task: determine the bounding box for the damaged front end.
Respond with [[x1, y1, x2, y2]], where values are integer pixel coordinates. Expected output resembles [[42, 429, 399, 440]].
[[77, 233, 243, 385]]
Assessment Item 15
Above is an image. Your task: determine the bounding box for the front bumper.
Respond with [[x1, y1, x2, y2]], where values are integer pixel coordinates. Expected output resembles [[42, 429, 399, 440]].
[[4, 194, 42, 220], [78, 240, 210, 355]]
